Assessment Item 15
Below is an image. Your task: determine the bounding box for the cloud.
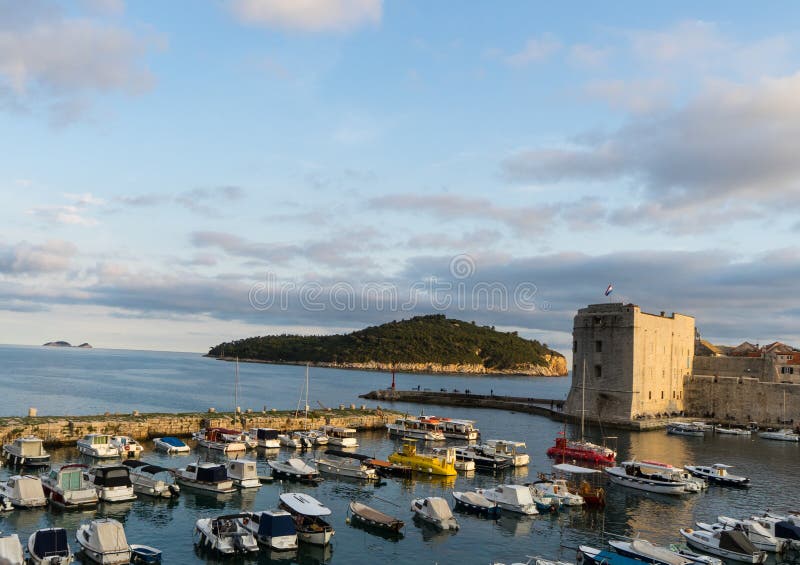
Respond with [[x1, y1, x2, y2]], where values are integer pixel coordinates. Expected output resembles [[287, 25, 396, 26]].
[[584, 78, 673, 113], [0, 0, 160, 123], [504, 34, 561, 66], [175, 186, 244, 216], [406, 229, 503, 250], [569, 44, 610, 69], [501, 72, 800, 230], [228, 0, 381, 32], [369, 193, 556, 236], [27, 192, 104, 226], [115, 193, 165, 207], [0, 239, 77, 274]]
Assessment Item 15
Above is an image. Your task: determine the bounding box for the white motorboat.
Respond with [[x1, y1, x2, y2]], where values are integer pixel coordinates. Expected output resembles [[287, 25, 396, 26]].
[[129, 545, 162, 564], [249, 428, 281, 449], [297, 429, 329, 445], [423, 416, 479, 441], [86, 465, 137, 503], [386, 417, 446, 441], [481, 440, 530, 467], [666, 544, 724, 565], [699, 518, 786, 553], [269, 458, 322, 483], [316, 452, 378, 480], [320, 426, 359, 447], [109, 436, 143, 458], [152, 436, 190, 454], [684, 464, 750, 487], [1, 475, 47, 508], [411, 497, 459, 530], [750, 511, 800, 547], [715, 426, 751, 436], [0, 533, 23, 565], [193, 428, 246, 453], [680, 528, 766, 563], [476, 485, 538, 515], [279, 492, 336, 546], [121, 460, 180, 498], [40, 464, 98, 509], [605, 461, 692, 495], [632, 460, 707, 491], [278, 431, 314, 449], [194, 514, 259, 555], [28, 528, 74, 565], [431, 447, 476, 472], [609, 539, 723, 565], [225, 460, 261, 489], [759, 429, 800, 442], [667, 422, 706, 437], [76, 519, 131, 564], [348, 501, 405, 535], [437, 446, 510, 472], [239, 510, 298, 550], [76, 434, 120, 459], [530, 479, 584, 506], [220, 430, 257, 449], [174, 462, 235, 494], [451, 491, 500, 517], [2, 437, 50, 467]]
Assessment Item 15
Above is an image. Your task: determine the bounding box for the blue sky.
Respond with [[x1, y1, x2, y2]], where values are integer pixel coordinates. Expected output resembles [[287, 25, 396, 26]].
[[2, 0, 800, 354]]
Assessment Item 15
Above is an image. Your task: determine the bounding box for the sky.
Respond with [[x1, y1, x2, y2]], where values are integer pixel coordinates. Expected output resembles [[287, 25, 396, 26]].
[[2, 0, 800, 355]]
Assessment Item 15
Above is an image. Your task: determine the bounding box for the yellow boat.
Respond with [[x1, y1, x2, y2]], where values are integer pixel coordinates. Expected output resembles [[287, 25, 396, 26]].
[[388, 440, 457, 476]]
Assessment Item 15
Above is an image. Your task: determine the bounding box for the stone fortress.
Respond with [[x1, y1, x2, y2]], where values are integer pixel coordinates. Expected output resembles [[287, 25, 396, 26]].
[[564, 303, 799, 428]]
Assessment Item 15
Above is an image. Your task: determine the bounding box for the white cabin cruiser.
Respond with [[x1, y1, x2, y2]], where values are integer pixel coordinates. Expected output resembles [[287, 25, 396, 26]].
[[239, 510, 298, 551], [225, 460, 261, 489], [152, 437, 190, 454], [451, 491, 500, 517], [269, 458, 322, 483], [28, 528, 74, 565], [481, 440, 530, 467], [530, 479, 585, 506], [699, 518, 786, 553], [41, 464, 98, 509], [680, 528, 766, 563], [320, 426, 358, 447], [76, 434, 119, 459], [605, 461, 693, 495], [440, 446, 512, 472], [121, 460, 180, 498], [85, 465, 137, 503], [750, 512, 800, 547], [278, 431, 313, 449], [297, 429, 329, 446], [279, 492, 335, 545], [609, 539, 722, 565], [759, 429, 800, 442], [715, 426, 751, 436], [249, 428, 281, 449], [192, 428, 246, 453], [684, 464, 750, 487], [425, 417, 479, 441], [0, 533, 23, 565], [194, 514, 259, 556], [1, 475, 47, 508], [667, 422, 706, 437], [476, 485, 538, 515], [316, 452, 378, 480], [174, 462, 235, 494], [386, 417, 445, 441], [411, 497, 459, 531], [109, 436, 143, 458], [76, 519, 131, 564], [2, 437, 50, 467]]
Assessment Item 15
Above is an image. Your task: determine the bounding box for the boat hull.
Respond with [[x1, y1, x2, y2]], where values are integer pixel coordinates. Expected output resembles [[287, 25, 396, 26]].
[[605, 468, 688, 495]]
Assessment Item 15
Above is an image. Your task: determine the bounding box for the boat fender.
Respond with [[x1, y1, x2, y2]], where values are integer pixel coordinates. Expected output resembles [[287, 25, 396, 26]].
[[243, 517, 249, 525], [125, 445, 130, 451]]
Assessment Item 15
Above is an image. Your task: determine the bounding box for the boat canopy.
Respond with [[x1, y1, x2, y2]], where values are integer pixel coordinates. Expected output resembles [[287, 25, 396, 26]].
[[256, 511, 296, 537], [496, 485, 534, 505], [196, 465, 227, 482], [16, 438, 45, 456], [255, 428, 279, 440], [456, 491, 493, 507], [776, 520, 800, 541], [122, 460, 149, 469], [718, 530, 758, 554], [88, 520, 129, 553], [280, 493, 331, 516], [159, 437, 186, 447], [9, 476, 44, 500], [0, 534, 23, 564], [553, 463, 602, 474], [325, 449, 370, 461], [32, 528, 70, 559], [92, 467, 131, 487], [712, 463, 733, 469], [422, 497, 453, 520], [58, 468, 85, 490], [629, 540, 690, 565]]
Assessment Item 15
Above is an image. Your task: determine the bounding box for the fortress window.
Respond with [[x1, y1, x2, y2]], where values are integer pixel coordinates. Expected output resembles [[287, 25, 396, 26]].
[[594, 365, 602, 379], [595, 340, 602, 353], [573, 340, 577, 352], [661, 390, 664, 399], [648, 391, 652, 400]]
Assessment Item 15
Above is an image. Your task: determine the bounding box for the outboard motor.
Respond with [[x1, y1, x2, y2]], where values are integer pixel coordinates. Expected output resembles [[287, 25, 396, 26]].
[[168, 484, 180, 497]]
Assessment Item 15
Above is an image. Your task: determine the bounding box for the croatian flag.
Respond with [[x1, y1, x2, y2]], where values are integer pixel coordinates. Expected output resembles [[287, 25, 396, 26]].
[[604, 284, 613, 296]]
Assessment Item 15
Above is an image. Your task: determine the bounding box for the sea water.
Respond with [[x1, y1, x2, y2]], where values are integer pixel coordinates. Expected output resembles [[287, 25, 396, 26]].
[[0, 345, 795, 564]]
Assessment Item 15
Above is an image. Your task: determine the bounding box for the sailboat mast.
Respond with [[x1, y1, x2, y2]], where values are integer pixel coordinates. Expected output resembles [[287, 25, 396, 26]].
[[305, 363, 309, 420], [581, 358, 586, 441], [234, 357, 239, 413]]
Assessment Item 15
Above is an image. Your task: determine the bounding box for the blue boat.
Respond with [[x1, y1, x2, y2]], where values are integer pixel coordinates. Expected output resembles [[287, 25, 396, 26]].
[[130, 544, 162, 564], [452, 491, 500, 518], [153, 437, 190, 454], [578, 545, 647, 565]]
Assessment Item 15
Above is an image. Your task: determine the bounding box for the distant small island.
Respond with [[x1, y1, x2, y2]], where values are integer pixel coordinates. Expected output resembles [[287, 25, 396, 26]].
[[42, 341, 93, 348], [208, 314, 567, 376]]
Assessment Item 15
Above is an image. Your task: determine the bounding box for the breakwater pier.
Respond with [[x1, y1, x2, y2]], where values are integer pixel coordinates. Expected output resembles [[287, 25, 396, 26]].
[[0, 407, 401, 447]]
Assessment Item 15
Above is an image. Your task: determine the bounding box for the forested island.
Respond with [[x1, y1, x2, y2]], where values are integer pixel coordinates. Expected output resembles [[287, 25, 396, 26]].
[[208, 315, 567, 376], [42, 341, 92, 348]]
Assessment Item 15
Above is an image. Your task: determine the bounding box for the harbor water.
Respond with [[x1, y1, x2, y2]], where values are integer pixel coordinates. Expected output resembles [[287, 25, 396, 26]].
[[0, 345, 797, 564]]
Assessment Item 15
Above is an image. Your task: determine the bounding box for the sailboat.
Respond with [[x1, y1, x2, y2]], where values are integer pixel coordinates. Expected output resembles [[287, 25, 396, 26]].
[[547, 359, 616, 465], [760, 390, 799, 442], [279, 364, 328, 448]]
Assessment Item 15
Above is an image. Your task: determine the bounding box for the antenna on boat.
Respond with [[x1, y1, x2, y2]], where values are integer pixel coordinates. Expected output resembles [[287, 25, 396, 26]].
[[305, 363, 310, 421], [234, 357, 240, 416]]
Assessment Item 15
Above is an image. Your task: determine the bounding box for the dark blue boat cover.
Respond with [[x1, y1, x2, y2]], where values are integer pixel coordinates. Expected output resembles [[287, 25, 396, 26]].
[[33, 528, 70, 558], [161, 437, 186, 447], [196, 465, 227, 482], [256, 429, 279, 440], [259, 513, 296, 538], [776, 521, 800, 541]]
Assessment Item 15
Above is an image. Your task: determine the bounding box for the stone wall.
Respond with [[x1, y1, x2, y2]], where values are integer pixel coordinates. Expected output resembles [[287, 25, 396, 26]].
[[692, 356, 776, 381], [683, 375, 799, 425], [0, 409, 400, 447]]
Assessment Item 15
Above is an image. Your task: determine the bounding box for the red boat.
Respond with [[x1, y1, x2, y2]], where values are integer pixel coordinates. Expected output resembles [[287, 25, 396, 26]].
[[546, 435, 616, 466]]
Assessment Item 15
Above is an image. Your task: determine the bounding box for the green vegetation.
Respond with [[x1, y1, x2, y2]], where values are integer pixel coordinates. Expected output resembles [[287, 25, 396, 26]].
[[209, 314, 562, 371]]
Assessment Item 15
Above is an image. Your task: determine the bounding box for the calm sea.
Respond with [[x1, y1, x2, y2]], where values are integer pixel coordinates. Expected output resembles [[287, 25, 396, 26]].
[[0, 345, 796, 564]]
